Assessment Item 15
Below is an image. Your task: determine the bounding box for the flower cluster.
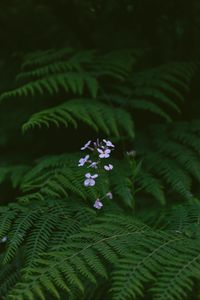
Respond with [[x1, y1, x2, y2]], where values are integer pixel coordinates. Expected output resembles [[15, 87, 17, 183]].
[[78, 139, 115, 209]]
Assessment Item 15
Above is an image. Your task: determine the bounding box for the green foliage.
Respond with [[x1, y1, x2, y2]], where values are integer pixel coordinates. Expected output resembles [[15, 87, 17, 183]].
[[107, 62, 198, 122], [1, 48, 138, 101], [22, 99, 134, 138], [0, 42, 199, 300], [1, 203, 200, 300], [135, 121, 200, 202]]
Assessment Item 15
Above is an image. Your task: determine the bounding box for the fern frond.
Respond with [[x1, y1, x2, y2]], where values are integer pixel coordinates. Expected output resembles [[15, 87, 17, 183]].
[[21, 47, 75, 68], [130, 62, 197, 118], [0, 258, 20, 297], [111, 160, 135, 208], [18, 50, 96, 80], [152, 240, 200, 300], [108, 62, 198, 122], [22, 99, 134, 138], [110, 232, 184, 300], [3, 203, 200, 300], [3, 208, 41, 263], [0, 164, 29, 189], [144, 153, 192, 199], [135, 170, 165, 205], [154, 137, 200, 183], [20, 165, 88, 202], [24, 211, 59, 268], [131, 99, 172, 121], [135, 121, 200, 201], [7, 214, 150, 300], [1, 72, 98, 100], [92, 49, 139, 78], [0, 206, 18, 240], [132, 62, 198, 92]]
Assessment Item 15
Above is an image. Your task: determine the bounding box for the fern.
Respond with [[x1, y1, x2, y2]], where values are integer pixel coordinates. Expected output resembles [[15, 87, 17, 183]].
[[15, 153, 135, 209], [19, 50, 95, 79], [1, 198, 200, 300], [135, 170, 165, 205], [111, 232, 183, 300], [3, 207, 40, 264], [1, 48, 140, 102], [0, 165, 29, 188], [110, 159, 135, 208], [0, 44, 200, 300], [3, 204, 200, 300], [108, 62, 198, 122], [1, 72, 99, 99], [18, 154, 102, 202], [0, 255, 21, 297], [0, 206, 18, 240], [0, 200, 97, 296], [22, 99, 134, 137], [151, 240, 200, 300], [6, 213, 150, 300], [21, 48, 75, 68], [134, 121, 200, 202]]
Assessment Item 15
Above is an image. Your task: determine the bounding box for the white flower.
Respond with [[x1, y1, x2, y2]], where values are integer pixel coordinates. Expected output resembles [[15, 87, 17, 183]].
[[103, 139, 115, 148], [81, 140, 91, 150], [126, 150, 136, 157], [104, 164, 113, 171], [84, 173, 98, 187], [97, 148, 111, 158], [93, 199, 103, 209], [0, 236, 7, 243], [106, 192, 113, 199], [78, 154, 90, 166]]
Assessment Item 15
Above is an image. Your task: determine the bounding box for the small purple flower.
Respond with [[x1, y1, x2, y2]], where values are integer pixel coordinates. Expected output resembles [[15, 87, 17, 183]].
[[81, 140, 91, 150], [78, 154, 90, 166], [103, 139, 115, 148], [97, 148, 111, 158], [104, 164, 113, 171], [84, 173, 98, 187], [106, 192, 113, 199], [88, 161, 98, 169], [93, 199, 103, 209]]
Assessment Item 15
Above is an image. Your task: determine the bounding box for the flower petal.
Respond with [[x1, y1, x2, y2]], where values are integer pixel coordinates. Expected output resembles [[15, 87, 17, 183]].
[[97, 148, 103, 154], [106, 192, 113, 199], [103, 139, 115, 147], [89, 162, 98, 168], [81, 140, 91, 150], [89, 179, 96, 186], [84, 179, 91, 186], [85, 173, 91, 178], [105, 149, 111, 154], [91, 174, 98, 179]]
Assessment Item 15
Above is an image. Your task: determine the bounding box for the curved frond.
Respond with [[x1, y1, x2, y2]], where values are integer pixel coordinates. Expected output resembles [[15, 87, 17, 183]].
[[22, 99, 134, 138]]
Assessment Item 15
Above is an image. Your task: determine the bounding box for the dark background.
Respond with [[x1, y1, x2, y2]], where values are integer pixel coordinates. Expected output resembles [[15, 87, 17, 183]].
[[0, 0, 200, 58]]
